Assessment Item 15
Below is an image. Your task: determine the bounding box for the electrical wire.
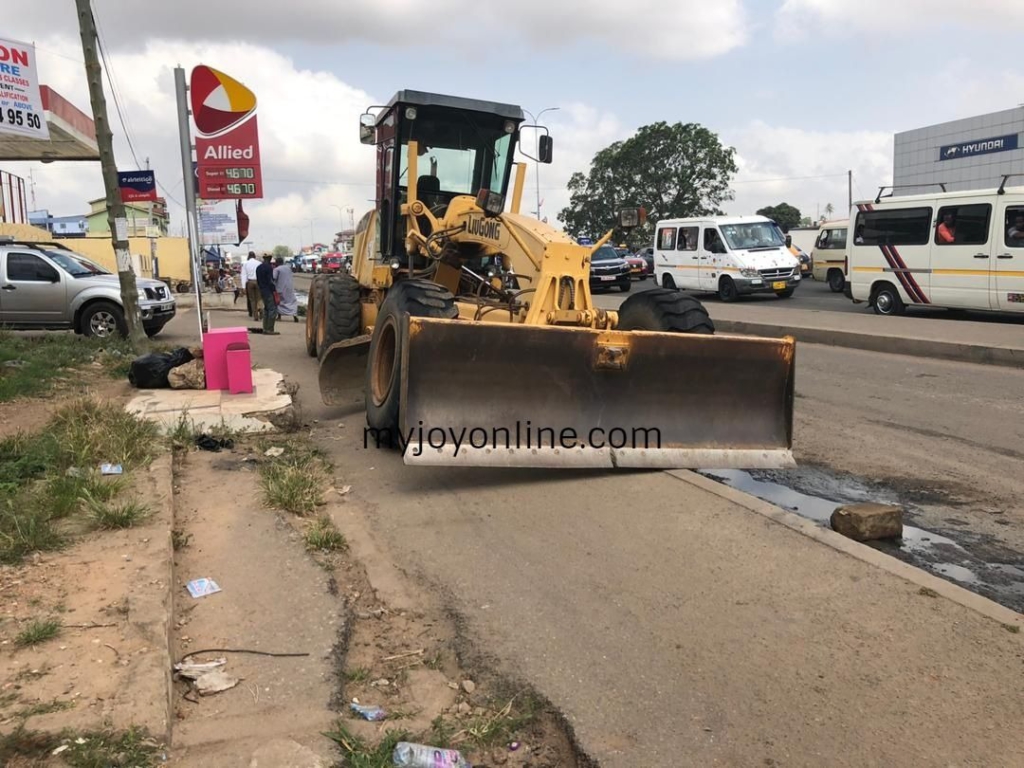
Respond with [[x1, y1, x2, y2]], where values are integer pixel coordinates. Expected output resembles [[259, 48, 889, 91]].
[[91, 7, 141, 170], [731, 172, 851, 185]]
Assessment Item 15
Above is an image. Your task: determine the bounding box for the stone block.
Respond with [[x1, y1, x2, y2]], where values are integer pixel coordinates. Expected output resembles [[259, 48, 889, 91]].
[[830, 503, 903, 542]]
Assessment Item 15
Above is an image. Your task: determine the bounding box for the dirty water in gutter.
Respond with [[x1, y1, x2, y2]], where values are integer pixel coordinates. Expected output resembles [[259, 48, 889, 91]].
[[699, 468, 1024, 614]]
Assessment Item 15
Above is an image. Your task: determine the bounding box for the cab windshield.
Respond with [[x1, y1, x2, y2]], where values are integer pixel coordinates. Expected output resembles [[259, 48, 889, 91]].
[[592, 246, 620, 262], [719, 223, 786, 251], [43, 250, 110, 277], [399, 107, 515, 197]]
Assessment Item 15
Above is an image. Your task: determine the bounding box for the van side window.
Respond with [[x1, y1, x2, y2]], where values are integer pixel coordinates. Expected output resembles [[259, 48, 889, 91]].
[[1005, 207, 1024, 248], [703, 228, 724, 253], [6, 253, 58, 282], [817, 229, 847, 249], [934, 204, 990, 246], [657, 227, 676, 250], [855, 208, 932, 246], [676, 226, 698, 251]]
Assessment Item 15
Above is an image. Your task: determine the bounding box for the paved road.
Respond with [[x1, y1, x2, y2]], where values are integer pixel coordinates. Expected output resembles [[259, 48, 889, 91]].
[[157, 307, 1024, 766]]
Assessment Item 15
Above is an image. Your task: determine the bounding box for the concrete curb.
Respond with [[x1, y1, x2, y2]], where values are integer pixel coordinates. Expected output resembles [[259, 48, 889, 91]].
[[713, 318, 1024, 369], [665, 469, 1024, 629]]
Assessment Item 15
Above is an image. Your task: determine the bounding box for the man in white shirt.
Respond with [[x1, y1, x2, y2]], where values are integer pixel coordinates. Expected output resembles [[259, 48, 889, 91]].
[[240, 251, 261, 319]]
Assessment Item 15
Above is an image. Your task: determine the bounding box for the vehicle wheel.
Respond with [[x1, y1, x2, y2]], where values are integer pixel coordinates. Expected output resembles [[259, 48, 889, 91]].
[[661, 273, 677, 290], [616, 288, 715, 334], [366, 280, 458, 435], [827, 269, 846, 293], [305, 276, 326, 357], [776, 288, 795, 299], [317, 274, 362, 361], [619, 280, 632, 293], [718, 276, 739, 302], [872, 283, 905, 316], [81, 301, 127, 339]]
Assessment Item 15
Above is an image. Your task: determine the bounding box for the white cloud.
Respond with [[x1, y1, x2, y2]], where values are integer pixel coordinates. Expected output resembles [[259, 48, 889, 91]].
[[777, 0, 1024, 37], [723, 121, 893, 221], [14, 0, 747, 61]]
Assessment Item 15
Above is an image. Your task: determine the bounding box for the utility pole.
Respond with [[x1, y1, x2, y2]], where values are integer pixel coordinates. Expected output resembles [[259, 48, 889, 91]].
[[75, 0, 145, 349], [848, 169, 853, 213]]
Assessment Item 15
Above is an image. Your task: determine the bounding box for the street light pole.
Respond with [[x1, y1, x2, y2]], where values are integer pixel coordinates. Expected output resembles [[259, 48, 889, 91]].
[[523, 106, 559, 221], [328, 204, 343, 233]]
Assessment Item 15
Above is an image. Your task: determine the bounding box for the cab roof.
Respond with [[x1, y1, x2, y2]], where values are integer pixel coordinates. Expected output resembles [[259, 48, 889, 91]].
[[384, 90, 525, 122], [857, 184, 1024, 207], [656, 215, 775, 227]]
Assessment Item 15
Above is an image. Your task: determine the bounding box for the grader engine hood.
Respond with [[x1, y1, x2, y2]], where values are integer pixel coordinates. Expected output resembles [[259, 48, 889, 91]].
[[397, 317, 795, 469]]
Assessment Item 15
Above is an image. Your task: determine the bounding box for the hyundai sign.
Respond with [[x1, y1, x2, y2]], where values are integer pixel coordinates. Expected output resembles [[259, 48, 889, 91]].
[[939, 133, 1019, 161]]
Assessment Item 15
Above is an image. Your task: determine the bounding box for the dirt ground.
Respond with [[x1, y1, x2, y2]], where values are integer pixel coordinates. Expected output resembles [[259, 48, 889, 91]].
[[168, 440, 585, 767]]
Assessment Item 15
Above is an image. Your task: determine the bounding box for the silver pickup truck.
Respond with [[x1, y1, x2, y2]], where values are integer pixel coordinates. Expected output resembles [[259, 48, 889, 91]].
[[0, 238, 176, 338]]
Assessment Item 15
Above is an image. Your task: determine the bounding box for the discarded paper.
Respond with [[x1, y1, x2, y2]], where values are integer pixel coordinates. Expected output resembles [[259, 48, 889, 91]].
[[350, 701, 387, 721], [100, 463, 124, 475], [264, 446, 285, 458], [186, 578, 222, 599], [174, 658, 227, 680]]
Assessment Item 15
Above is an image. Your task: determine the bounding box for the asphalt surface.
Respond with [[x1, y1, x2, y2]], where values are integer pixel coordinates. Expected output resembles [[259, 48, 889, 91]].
[[155, 304, 1024, 766]]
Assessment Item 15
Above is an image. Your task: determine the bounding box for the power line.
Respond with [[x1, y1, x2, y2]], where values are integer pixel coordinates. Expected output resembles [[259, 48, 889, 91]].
[[731, 172, 850, 185], [90, 5, 140, 170]]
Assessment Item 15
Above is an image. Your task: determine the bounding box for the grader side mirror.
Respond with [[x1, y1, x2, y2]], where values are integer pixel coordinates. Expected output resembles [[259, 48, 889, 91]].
[[359, 113, 376, 145], [538, 135, 553, 164]]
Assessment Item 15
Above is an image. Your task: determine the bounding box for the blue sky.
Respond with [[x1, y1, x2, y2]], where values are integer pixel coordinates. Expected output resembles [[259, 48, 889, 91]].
[[7, 0, 1024, 248]]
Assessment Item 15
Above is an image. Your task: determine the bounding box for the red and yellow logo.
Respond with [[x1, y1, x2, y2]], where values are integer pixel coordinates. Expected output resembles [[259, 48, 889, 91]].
[[190, 65, 257, 136]]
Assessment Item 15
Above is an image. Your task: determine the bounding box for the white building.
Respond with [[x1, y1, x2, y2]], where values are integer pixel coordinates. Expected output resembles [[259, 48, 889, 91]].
[[893, 107, 1024, 196]]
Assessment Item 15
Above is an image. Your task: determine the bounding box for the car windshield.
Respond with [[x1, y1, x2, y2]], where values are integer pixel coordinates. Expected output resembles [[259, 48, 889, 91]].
[[43, 249, 110, 277], [592, 246, 620, 262], [719, 223, 786, 251]]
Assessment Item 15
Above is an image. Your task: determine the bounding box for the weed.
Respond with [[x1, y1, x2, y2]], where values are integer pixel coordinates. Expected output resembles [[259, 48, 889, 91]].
[[88, 498, 149, 530], [14, 698, 74, 719], [0, 334, 135, 403], [305, 516, 347, 552], [15, 619, 61, 647], [0, 506, 63, 564], [344, 667, 371, 684], [429, 715, 456, 749], [46, 399, 160, 471], [425, 652, 444, 670], [172, 528, 193, 550], [0, 691, 19, 709], [167, 410, 198, 451], [918, 587, 939, 598], [44, 472, 127, 520], [56, 726, 163, 768], [323, 722, 410, 768], [456, 694, 540, 750], [259, 446, 328, 515], [0, 725, 58, 765], [1004, 623, 1021, 634], [386, 707, 420, 721]]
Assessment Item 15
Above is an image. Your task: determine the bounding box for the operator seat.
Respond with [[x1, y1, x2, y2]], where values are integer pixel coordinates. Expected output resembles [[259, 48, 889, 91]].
[[415, 174, 443, 237]]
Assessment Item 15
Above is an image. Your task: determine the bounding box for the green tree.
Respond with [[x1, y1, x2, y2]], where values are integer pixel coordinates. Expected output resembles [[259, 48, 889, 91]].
[[823, 202, 835, 220], [756, 203, 803, 232], [558, 122, 738, 247], [272, 244, 292, 260]]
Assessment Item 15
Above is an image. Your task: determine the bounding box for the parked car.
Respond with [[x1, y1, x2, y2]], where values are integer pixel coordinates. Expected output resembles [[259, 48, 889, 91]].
[[616, 248, 649, 280], [321, 255, 344, 274], [634, 246, 655, 275], [0, 237, 176, 338], [589, 245, 631, 293], [785, 237, 812, 277]]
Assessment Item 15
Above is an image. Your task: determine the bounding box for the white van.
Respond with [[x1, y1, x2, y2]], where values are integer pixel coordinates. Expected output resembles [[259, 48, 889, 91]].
[[848, 185, 1024, 315], [653, 216, 802, 301], [811, 219, 849, 292]]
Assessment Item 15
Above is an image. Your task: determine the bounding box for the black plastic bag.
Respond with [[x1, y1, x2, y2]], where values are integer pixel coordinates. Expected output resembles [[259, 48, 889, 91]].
[[128, 347, 194, 389]]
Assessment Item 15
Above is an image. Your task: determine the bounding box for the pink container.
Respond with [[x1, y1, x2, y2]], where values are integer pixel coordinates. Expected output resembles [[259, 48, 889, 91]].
[[203, 328, 250, 392], [225, 345, 253, 395]]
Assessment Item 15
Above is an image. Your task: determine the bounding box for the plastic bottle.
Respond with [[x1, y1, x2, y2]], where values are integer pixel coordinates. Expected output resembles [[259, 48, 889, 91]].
[[391, 741, 471, 768]]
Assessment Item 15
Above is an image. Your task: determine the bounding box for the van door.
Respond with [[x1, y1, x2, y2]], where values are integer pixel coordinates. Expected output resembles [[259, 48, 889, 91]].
[[929, 202, 993, 309], [995, 203, 1024, 312], [654, 224, 678, 287], [0, 252, 66, 325], [675, 225, 700, 289], [701, 227, 725, 291]]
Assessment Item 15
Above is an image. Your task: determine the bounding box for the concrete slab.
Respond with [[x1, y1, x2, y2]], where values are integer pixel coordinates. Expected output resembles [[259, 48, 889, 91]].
[[126, 369, 294, 435]]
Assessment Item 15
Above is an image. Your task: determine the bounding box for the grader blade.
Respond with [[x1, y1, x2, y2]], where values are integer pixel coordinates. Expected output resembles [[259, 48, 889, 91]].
[[399, 318, 795, 469], [318, 335, 371, 406]]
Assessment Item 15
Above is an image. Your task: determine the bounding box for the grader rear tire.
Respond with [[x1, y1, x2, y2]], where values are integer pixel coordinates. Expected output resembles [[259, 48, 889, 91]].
[[305, 276, 327, 357], [365, 280, 458, 438], [317, 275, 362, 361], [616, 288, 715, 334]]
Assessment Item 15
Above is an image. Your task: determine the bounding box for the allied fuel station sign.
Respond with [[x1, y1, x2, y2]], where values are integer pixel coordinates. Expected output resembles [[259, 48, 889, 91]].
[[190, 65, 263, 200]]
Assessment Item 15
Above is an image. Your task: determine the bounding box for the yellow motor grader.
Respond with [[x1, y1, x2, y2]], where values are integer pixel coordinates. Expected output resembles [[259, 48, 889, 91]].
[[307, 90, 795, 468]]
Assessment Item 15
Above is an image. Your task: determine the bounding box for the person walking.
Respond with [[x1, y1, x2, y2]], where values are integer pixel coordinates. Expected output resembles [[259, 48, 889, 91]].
[[256, 253, 279, 334], [272, 256, 300, 322], [241, 251, 261, 319]]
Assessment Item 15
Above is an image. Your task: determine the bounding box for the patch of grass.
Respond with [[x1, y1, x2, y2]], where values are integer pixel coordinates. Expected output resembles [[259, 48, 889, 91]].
[[172, 528, 192, 550], [258, 443, 329, 515], [14, 698, 74, 719], [56, 726, 162, 768], [0, 691, 19, 709], [304, 516, 347, 552], [46, 399, 160, 471], [429, 714, 456, 749], [88, 498, 149, 530], [425, 652, 444, 670], [167, 410, 199, 451], [43, 472, 128, 520], [344, 666, 371, 684], [0, 725, 58, 765], [1004, 623, 1021, 634], [323, 722, 410, 768], [454, 694, 541, 750], [0, 505, 64, 564], [0, 333, 136, 403], [15, 618, 61, 647], [918, 587, 939, 598]]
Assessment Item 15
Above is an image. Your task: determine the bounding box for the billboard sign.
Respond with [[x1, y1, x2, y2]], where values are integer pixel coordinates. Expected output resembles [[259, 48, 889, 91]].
[[191, 65, 263, 199], [117, 170, 157, 203], [939, 133, 1019, 161], [0, 38, 49, 140], [199, 198, 241, 245]]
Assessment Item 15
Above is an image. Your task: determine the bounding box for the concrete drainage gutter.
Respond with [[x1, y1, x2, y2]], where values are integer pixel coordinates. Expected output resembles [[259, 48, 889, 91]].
[[713, 319, 1024, 369], [666, 469, 1024, 630]]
